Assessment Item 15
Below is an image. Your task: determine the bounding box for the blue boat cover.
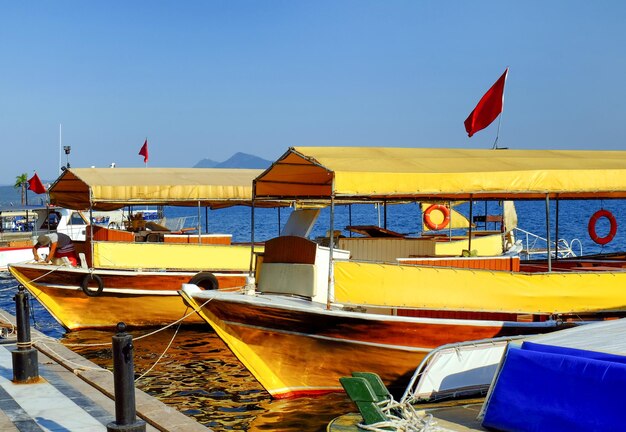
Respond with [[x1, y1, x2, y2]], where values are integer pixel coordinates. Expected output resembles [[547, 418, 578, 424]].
[[482, 342, 626, 432]]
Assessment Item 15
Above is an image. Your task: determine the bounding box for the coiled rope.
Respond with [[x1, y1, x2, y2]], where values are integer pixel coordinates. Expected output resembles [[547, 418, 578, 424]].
[[358, 396, 443, 432]]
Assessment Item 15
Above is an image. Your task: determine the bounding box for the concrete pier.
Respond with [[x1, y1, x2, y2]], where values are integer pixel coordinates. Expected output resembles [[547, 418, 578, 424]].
[[0, 310, 210, 432]]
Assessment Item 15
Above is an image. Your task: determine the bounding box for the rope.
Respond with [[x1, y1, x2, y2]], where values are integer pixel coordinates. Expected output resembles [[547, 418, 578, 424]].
[[135, 312, 184, 383], [0, 311, 16, 336], [357, 396, 444, 432], [34, 340, 111, 373], [3, 270, 216, 384], [60, 296, 214, 384]]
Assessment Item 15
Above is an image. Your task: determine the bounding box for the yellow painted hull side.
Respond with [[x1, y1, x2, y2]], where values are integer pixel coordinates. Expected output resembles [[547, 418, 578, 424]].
[[433, 233, 502, 256], [334, 261, 626, 314], [92, 241, 261, 270], [205, 318, 426, 397]]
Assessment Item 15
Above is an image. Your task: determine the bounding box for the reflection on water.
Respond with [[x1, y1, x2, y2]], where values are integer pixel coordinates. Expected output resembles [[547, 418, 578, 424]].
[[62, 325, 354, 431]]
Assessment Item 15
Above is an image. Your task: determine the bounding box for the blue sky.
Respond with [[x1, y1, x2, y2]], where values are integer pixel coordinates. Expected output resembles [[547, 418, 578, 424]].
[[1, 1, 625, 184]]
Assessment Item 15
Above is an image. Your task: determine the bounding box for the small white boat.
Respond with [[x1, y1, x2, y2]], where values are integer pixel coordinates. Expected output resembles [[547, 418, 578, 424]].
[[0, 206, 88, 270]]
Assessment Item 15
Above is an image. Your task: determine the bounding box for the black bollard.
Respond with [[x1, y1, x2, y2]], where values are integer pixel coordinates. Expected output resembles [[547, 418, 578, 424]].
[[11, 285, 39, 383], [107, 322, 146, 432]]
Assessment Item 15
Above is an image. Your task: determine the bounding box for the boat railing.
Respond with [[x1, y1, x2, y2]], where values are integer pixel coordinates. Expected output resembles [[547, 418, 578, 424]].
[[159, 216, 199, 232], [513, 227, 582, 259]]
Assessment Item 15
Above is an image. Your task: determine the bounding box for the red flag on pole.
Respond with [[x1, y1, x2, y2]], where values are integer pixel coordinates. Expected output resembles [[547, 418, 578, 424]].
[[139, 139, 149, 163], [464, 68, 508, 137], [28, 173, 46, 194]]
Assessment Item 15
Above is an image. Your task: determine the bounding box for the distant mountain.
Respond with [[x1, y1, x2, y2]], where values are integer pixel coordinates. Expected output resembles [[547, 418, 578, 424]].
[[194, 152, 272, 169], [193, 158, 219, 168]]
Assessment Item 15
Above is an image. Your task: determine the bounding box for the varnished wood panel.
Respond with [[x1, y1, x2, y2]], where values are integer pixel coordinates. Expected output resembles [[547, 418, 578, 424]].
[[263, 236, 317, 264]]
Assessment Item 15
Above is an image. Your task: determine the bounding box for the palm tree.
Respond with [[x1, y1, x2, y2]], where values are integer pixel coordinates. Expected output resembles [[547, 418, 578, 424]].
[[14, 173, 27, 205]]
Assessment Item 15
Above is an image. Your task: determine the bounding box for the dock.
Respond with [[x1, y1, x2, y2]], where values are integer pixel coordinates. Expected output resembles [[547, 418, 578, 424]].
[[0, 309, 210, 432]]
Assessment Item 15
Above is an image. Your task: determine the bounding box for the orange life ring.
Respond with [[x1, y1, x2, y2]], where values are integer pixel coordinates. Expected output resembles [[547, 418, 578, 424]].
[[423, 204, 451, 230], [588, 209, 617, 245]]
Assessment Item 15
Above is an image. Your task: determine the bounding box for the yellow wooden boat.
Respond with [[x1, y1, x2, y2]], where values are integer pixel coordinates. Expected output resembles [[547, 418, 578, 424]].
[[9, 167, 272, 330], [182, 147, 626, 399]]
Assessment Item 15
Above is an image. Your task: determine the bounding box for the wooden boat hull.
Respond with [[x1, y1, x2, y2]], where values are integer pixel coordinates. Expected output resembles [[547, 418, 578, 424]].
[[9, 263, 247, 330], [180, 287, 563, 399]]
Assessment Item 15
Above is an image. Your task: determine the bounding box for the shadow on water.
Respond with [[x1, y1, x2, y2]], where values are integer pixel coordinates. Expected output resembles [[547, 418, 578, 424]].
[[62, 325, 354, 431]]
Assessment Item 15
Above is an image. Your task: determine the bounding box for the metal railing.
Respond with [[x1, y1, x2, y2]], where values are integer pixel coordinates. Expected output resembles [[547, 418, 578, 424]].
[[513, 227, 583, 259]]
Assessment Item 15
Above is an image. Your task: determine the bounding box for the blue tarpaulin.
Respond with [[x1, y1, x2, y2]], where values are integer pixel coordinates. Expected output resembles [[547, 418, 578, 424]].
[[482, 342, 626, 432]]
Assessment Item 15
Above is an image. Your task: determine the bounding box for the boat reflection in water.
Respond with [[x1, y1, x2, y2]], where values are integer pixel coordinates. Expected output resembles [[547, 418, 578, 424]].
[[61, 326, 353, 431]]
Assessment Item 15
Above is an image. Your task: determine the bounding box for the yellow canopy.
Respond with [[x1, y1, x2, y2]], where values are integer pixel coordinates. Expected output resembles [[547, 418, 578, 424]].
[[50, 168, 269, 210], [255, 147, 626, 200]]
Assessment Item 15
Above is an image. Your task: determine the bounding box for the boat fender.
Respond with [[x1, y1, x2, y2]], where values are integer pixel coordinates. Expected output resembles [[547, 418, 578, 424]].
[[423, 204, 450, 230], [81, 273, 104, 297], [588, 209, 617, 245], [188, 272, 219, 290]]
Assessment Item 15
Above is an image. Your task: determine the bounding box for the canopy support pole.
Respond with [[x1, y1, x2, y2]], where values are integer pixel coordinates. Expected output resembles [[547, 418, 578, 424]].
[[383, 200, 387, 230], [546, 195, 552, 272], [205, 207, 208, 234], [197, 201, 201, 242], [348, 204, 352, 237], [277, 207, 281, 236], [448, 200, 452, 241], [250, 194, 256, 275], [89, 192, 95, 269], [555, 197, 560, 261], [327, 193, 335, 310], [468, 198, 473, 253]]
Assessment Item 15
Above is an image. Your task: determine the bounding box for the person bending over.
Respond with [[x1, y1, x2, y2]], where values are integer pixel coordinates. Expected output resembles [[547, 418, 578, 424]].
[[33, 233, 79, 266]]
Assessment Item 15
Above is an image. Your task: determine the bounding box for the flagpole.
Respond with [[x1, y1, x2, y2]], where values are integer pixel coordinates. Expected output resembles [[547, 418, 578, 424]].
[[492, 115, 503, 149], [493, 67, 509, 150], [59, 124, 62, 174]]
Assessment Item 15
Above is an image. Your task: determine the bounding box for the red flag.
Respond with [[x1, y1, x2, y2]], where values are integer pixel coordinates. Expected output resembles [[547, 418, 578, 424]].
[[139, 139, 149, 163], [28, 173, 46, 194], [464, 68, 508, 137]]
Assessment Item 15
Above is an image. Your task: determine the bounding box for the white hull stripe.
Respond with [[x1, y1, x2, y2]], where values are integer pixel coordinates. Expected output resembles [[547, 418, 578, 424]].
[[33, 283, 179, 296]]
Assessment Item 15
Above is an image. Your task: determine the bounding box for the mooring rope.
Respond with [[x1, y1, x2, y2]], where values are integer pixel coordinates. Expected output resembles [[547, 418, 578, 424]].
[[134, 314, 184, 383]]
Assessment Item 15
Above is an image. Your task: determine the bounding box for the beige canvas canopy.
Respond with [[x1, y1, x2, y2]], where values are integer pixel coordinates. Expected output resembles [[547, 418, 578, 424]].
[[254, 147, 626, 201], [50, 168, 271, 210]]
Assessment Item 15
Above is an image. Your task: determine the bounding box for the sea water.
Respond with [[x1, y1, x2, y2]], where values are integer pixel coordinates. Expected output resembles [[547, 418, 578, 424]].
[[0, 200, 624, 431]]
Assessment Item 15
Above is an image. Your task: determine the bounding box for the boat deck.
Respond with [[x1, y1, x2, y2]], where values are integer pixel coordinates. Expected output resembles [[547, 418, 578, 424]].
[[328, 399, 486, 431]]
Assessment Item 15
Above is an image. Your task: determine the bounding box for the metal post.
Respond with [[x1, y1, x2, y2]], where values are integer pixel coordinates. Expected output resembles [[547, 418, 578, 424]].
[[106, 322, 146, 432], [12, 285, 39, 383]]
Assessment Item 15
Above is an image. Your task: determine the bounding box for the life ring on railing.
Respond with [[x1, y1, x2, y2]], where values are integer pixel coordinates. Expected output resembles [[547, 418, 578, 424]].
[[588, 209, 617, 245], [188, 272, 219, 290], [423, 204, 451, 231], [81, 273, 104, 297]]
